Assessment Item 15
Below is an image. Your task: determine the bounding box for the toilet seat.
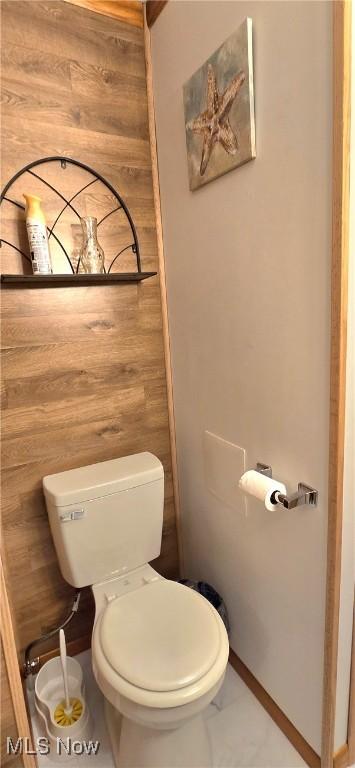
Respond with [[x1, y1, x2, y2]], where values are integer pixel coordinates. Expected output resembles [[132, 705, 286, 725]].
[[92, 577, 230, 709], [100, 580, 221, 692]]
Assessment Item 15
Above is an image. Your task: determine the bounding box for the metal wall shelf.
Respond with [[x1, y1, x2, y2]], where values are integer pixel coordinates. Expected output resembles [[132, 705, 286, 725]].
[[0, 156, 155, 287], [0, 273, 157, 288]]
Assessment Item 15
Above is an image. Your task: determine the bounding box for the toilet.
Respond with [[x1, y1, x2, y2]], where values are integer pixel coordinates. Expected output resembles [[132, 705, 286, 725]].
[[43, 452, 229, 768]]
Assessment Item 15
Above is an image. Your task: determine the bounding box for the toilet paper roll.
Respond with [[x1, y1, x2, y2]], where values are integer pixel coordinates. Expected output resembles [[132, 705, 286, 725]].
[[238, 470, 287, 511]]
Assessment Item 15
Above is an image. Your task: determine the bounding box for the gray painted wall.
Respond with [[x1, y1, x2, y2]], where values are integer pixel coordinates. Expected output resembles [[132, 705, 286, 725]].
[[151, 1, 332, 752]]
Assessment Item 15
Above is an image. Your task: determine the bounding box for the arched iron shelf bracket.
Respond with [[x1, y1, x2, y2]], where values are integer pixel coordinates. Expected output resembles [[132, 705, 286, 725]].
[[0, 239, 31, 264], [48, 178, 98, 239], [0, 156, 156, 287]]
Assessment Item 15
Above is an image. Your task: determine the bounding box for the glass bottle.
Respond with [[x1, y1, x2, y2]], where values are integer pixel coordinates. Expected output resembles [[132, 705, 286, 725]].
[[79, 216, 105, 274]]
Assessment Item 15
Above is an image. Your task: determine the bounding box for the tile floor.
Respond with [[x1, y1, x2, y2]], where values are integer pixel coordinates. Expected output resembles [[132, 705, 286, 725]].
[[28, 650, 306, 768]]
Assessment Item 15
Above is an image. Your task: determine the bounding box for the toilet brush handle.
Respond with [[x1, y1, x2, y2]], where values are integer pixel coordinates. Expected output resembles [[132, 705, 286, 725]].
[[59, 629, 70, 711]]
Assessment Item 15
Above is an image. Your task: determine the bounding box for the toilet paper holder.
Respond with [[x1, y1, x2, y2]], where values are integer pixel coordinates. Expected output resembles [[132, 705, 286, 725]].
[[256, 463, 318, 509]]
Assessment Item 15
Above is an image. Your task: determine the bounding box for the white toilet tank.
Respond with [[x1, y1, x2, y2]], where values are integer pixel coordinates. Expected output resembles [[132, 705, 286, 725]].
[[43, 453, 164, 588]]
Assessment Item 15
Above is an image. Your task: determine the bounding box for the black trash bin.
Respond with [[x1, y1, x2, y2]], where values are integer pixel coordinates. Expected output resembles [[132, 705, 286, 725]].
[[178, 579, 230, 633]]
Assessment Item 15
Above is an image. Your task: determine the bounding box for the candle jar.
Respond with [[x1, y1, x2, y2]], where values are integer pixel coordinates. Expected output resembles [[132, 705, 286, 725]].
[[79, 216, 105, 274]]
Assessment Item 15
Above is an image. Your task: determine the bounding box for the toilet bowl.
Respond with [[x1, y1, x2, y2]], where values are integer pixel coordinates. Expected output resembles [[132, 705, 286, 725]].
[[91, 565, 229, 767], [43, 452, 229, 768]]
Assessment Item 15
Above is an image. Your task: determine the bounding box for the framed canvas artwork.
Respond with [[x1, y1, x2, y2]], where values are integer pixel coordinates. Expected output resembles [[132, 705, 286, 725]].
[[183, 18, 256, 191]]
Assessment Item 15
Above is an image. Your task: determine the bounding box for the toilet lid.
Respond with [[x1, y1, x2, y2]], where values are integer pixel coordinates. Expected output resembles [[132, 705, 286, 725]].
[[100, 580, 222, 692]]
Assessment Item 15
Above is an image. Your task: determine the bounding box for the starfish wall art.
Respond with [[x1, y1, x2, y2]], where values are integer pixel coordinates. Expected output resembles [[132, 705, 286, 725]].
[[183, 18, 256, 191]]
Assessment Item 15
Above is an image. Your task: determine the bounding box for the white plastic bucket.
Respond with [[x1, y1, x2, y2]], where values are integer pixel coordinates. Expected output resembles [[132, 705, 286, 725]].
[[35, 656, 91, 760]]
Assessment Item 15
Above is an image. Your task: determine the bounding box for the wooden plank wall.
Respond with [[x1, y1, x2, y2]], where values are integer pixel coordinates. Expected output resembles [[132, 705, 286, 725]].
[[1, 557, 37, 768], [62, 0, 144, 27], [1, 641, 18, 766], [1, 0, 178, 680]]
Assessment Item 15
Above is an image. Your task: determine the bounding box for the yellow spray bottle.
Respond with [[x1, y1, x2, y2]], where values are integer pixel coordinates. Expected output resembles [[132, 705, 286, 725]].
[[23, 194, 52, 274]]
